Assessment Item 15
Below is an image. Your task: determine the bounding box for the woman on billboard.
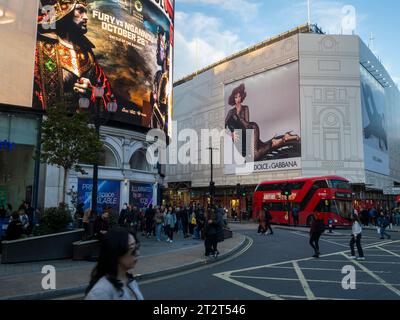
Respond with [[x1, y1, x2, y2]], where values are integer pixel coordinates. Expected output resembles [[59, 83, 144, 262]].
[[225, 83, 300, 161]]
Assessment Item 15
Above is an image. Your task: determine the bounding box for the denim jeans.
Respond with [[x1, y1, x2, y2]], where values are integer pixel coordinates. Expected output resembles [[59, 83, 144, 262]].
[[155, 223, 163, 241], [193, 225, 200, 239], [380, 227, 391, 239]]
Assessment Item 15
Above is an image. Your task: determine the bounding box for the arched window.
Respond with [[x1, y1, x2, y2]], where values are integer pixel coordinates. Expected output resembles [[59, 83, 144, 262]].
[[79, 146, 118, 168], [99, 147, 118, 168], [130, 149, 151, 172]]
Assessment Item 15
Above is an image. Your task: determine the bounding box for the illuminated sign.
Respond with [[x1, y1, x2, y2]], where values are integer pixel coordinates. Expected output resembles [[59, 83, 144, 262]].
[[0, 140, 15, 152]]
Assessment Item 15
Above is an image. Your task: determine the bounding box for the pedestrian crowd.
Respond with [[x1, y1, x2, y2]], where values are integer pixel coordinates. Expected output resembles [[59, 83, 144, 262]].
[[0, 201, 35, 241]]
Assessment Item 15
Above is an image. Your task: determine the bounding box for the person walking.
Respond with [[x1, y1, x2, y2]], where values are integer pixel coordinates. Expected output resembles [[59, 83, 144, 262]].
[[291, 205, 299, 226], [93, 211, 110, 241], [309, 213, 325, 258], [204, 207, 222, 258], [264, 206, 274, 235], [349, 213, 365, 260], [5, 212, 23, 241], [118, 203, 129, 227], [145, 204, 155, 238], [154, 207, 164, 242], [377, 212, 391, 240], [85, 228, 143, 300], [164, 207, 176, 243]]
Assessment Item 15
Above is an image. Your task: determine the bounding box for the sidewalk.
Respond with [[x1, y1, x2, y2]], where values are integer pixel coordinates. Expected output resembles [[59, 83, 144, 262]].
[[0, 230, 247, 300]]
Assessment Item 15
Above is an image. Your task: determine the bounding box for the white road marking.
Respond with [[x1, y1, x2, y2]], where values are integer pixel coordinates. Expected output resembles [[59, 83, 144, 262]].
[[293, 261, 316, 300], [230, 275, 400, 286], [375, 246, 400, 258], [341, 252, 400, 297], [213, 272, 284, 300], [314, 259, 400, 265], [213, 239, 400, 300], [268, 266, 392, 274]]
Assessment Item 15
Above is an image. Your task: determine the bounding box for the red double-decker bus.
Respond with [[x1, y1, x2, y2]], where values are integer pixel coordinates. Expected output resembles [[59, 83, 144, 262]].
[[253, 176, 353, 227]]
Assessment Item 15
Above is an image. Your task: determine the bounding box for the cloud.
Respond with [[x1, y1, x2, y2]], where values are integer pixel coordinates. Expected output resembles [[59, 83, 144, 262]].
[[174, 11, 247, 80], [280, 0, 368, 35], [177, 0, 260, 21]]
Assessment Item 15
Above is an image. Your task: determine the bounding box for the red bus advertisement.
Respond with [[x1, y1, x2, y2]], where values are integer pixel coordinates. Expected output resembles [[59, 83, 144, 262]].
[[253, 176, 353, 227]]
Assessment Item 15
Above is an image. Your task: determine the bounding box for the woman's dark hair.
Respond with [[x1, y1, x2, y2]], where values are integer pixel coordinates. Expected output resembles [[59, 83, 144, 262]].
[[85, 227, 139, 296], [228, 84, 246, 106]]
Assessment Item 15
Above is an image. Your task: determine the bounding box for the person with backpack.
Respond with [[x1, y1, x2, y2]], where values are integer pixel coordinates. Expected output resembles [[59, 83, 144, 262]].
[[309, 213, 325, 258], [349, 213, 365, 260], [377, 212, 391, 240]]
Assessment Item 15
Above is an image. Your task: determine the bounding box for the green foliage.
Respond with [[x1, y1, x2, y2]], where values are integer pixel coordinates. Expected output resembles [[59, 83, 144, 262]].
[[34, 203, 73, 236], [40, 103, 104, 174]]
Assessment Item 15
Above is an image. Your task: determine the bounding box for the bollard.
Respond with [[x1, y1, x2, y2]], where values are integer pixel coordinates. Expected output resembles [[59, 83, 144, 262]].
[[328, 219, 333, 233]]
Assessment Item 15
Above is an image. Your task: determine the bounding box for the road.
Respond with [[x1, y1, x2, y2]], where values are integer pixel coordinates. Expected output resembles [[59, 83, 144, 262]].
[[140, 224, 400, 300]]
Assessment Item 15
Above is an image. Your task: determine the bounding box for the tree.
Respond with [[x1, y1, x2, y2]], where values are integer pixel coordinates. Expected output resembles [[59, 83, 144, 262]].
[[40, 103, 103, 204]]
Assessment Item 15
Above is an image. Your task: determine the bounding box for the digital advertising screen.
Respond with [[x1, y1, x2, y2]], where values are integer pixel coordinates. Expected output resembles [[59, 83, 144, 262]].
[[129, 182, 153, 209], [77, 178, 121, 213], [224, 61, 301, 174], [0, 0, 38, 108], [360, 65, 389, 175], [34, 0, 174, 137]]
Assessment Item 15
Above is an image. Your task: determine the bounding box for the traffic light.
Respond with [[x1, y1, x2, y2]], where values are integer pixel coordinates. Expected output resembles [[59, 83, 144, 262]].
[[236, 183, 241, 196], [241, 188, 246, 197], [209, 181, 215, 196], [281, 183, 292, 197]]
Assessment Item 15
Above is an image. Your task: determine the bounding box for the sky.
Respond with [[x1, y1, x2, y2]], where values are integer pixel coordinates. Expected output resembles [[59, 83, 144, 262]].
[[173, 0, 400, 88]]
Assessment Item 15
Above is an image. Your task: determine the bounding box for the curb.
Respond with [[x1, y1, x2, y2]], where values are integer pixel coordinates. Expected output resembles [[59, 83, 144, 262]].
[[1, 235, 250, 300]]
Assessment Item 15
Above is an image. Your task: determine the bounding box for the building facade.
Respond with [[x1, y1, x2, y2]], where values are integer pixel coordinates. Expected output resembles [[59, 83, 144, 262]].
[[167, 25, 400, 213]]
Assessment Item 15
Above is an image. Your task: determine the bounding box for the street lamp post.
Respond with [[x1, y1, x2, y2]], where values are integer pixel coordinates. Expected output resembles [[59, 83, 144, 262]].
[[208, 147, 218, 208], [79, 80, 117, 215]]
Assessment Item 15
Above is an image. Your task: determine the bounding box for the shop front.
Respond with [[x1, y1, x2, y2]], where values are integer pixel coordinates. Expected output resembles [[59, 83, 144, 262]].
[[0, 111, 41, 211]]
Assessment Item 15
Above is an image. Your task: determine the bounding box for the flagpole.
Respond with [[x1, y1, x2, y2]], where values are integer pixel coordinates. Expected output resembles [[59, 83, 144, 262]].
[[307, 0, 311, 26]]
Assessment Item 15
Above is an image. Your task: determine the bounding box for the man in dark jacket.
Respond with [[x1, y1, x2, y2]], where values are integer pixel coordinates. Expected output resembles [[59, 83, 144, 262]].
[[204, 207, 222, 258], [145, 204, 155, 238], [6, 213, 23, 241], [93, 211, 110, 241], [309, 213, 325, 258], [264, 207, 274, 235]]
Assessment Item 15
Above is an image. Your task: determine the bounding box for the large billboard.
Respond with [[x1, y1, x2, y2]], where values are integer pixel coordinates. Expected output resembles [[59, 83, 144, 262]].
[[77, 178, 121, 213], [360, 66, 389, 175], [224, 62, 301, 174], [0, 0, 38, 107], [33, 0, 174, 137]]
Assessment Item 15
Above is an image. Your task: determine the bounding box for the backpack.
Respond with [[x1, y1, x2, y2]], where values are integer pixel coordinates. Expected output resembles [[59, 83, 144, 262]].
[[191, 213, 197, 225]]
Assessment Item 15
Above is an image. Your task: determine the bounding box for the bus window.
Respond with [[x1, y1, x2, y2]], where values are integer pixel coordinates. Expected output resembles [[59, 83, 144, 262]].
[[315, 200, 337, 213], [334, 200, 352, 220], [328, 180, 351, 190], [263, 202, 285, 211]]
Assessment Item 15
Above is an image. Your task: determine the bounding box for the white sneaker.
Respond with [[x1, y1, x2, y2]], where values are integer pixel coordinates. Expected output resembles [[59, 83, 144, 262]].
[[169, 240, 173, 243], [350, 256, 356, 259], [356, 257, 365, 260], [166, 238, 170, 242]]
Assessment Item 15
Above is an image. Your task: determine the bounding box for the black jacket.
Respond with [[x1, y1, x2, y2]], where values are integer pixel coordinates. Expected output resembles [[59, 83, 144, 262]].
[[6, 220, 23, 240]]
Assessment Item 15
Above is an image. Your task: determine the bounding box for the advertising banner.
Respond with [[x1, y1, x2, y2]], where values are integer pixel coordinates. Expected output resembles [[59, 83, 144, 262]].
[[34, 0, 174, 137], [360, 66, 389, 175], [78, 178, 121, 213], [0, 0, 38, 107], [129, 182, 153, 209], [224, 62, 301, 174]]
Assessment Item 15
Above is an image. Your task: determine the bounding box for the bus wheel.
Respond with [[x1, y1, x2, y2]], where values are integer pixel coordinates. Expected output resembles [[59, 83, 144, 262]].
[[306, 215, 313, 226]]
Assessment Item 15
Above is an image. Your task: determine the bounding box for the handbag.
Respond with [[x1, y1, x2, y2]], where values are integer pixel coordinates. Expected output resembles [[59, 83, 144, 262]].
[[191, 214, 197, 225]]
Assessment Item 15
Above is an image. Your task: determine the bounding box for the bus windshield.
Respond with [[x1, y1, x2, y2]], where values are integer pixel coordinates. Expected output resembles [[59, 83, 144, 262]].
[[328, 180, 351, 190]]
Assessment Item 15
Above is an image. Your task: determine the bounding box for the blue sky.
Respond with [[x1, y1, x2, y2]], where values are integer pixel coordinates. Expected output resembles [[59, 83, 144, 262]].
[[174, 0, 400, 87]]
